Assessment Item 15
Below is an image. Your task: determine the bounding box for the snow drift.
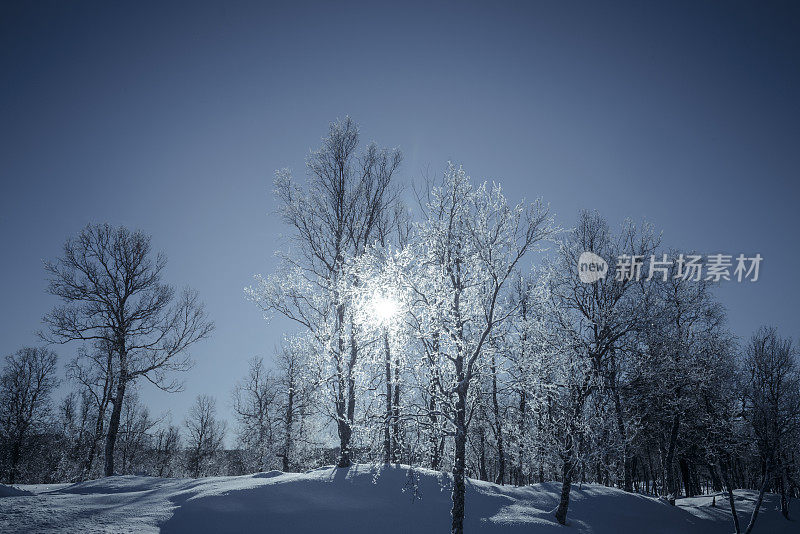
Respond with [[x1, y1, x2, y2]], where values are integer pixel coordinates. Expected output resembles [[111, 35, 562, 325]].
[[1, 464, 796, 533]]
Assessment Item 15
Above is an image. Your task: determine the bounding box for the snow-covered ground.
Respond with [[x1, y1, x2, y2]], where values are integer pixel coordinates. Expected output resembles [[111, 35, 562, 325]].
[[1, 465, 796, 533]]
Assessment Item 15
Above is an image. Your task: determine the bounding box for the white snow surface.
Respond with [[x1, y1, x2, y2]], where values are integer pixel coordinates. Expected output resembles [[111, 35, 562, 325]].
[[1, 464, 797, 533]]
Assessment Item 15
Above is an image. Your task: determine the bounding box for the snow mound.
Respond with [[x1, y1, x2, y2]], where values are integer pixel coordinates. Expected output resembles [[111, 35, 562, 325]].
[[2, 465, 797, 533], [56, 475, 174, 495], [251, 470, 284, 479], [0, 484, 33, 497]]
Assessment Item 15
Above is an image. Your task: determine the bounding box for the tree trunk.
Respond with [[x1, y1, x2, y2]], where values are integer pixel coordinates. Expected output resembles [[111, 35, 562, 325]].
[[665, 413, 680, 503], [334, 303, 352, 468], [516, 389, 526, 486], [555, 383, 588, 525], [104, 378, 127, 476], [86, 420, 103, 478], [85, 434, 99, 479], [491, 355, 505, 485], [679, 456, 692, 497], [611, 385, 632, 492], [429, 389, 440, 470], [478, 428, 488, 482], [744, 464, 770, 534], [282, 372, 293, 472], [383, 331, 393, 464], [336, 408, 352, 467], [335, 318, 359, 468], [87, 349, 114, 479], [451, 382, 468, 534], [537, 402, 546, 484], [85, 391, 110, 479], [707, 461, 722, 493], [428, 333, 442, 471], [780, 463, 790, 519], [392, 348, 401, 463], [720, 460, 741, 534], [555, 451, 574, 525], [648, 452, 657, 494]]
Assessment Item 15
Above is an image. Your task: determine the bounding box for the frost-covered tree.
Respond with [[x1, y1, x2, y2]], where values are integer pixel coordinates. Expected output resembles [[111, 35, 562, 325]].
[[345, 242, 412, 465], [270, 340, 318, 471], [631, 254, 729, 502], [546, 211, 657, 523], [405, 164, 554, 534], [248, 117, 402, 467], [503, 273, 551, 486]]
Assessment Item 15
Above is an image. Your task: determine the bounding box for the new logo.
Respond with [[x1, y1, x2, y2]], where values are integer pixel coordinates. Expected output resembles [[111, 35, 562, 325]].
[[578, 251, 608, 283]]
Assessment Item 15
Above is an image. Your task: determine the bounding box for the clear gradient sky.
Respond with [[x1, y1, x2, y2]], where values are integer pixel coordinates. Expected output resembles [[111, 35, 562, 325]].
[[2, 1, 799, 434]]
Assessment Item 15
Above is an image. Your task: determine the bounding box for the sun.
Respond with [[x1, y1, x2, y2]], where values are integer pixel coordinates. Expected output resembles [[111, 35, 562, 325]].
[[369, 293, 400, 326]]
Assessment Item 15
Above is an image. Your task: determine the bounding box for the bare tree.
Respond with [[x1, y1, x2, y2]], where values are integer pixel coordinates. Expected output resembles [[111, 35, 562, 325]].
[[66, 339, 116, 479], [42, 223, 213, 476], [232, 357, 280, 472], [153, 425, 181, 477], [185, 394, 226, 478], [0, 347, 59, 484], [232, 344, 314, 474], [115, 391, 158, 474], [56, 389, 93, 481]]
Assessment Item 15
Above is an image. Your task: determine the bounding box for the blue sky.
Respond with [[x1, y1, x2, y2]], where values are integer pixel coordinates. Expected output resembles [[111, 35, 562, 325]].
[[1, 1, 799, 431]]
